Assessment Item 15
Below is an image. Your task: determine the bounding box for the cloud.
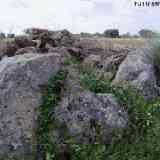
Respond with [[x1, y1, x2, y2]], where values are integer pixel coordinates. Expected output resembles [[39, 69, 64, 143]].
[[8, 0, 28, 8], [0, 0, 159, 34]]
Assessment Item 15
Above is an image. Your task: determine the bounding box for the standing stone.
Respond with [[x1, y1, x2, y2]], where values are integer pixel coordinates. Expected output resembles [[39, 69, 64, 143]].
[[113, 47, 160, 99], [54, 90, 128, 144], [15, 47, 38, 55], [0, 53, 63, 159]]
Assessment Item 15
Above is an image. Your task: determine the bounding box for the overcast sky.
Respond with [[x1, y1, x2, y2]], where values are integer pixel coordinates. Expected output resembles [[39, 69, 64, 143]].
[[0, 0, 160, 34]]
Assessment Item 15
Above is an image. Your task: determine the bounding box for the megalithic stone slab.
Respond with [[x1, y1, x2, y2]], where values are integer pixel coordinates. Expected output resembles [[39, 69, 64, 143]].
[[0, 53, 63, 159]]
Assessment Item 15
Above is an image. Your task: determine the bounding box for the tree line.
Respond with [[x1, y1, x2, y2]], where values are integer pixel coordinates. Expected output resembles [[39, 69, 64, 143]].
[[80, 29, 159, 38], [0, 29, 159, 39]]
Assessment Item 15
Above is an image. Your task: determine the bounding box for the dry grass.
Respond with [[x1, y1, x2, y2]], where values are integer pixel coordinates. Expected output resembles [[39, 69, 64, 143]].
[[80, 37, 146, 49], [0, 38, 15, 56], [0, 40, 7, 56]]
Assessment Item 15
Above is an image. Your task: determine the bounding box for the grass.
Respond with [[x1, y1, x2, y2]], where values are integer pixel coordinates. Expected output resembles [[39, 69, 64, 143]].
[[37, 54, 160, 160], [97, 37, 146, 48], [36, 70, 68, 160], [150, 38, 160, 86], [80, 37, 146, 49], [152, 39, 160, 66], [76, 70, 160, 160], [0, 38, 15, 56]]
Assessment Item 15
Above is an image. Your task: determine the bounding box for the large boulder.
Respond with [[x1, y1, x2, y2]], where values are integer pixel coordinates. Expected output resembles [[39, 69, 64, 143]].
[[15, 47, 38, 55], [113, 47, 160, 99], [54, 89, 128, 144], [102, 53, 128, 72], [82, 50, 128, 78], [67, 47, 87, 60], [48, 46, 71, 59], [15, 35, 36, 48], [0, 36, 37, 58], [24, 28, 50, 39], [0, 53, 63, 159], [83, 54, 101, 68]]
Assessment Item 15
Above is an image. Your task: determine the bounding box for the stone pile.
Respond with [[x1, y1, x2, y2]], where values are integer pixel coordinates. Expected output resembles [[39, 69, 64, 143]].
[[0, 28, 82, 59]]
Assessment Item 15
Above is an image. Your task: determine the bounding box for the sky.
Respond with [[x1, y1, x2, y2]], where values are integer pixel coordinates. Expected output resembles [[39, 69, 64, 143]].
[[0, 0, 160, 34]]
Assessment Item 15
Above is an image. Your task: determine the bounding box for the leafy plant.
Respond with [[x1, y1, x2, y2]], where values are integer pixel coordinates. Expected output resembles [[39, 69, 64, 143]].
[[36, 70, 68, 160]]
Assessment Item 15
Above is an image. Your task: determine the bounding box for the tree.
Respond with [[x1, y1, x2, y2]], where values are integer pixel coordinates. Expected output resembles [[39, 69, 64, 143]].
[[93, 32, 102, 37], [138, 29, 157, 38], [7, 34, 15, 38], [0, 33, 5, 39], [104, 29, 119, 38], [80, 32, 92, 38], [121, 32, 131, 38]]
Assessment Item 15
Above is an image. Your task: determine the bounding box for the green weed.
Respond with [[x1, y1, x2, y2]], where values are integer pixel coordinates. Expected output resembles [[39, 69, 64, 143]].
[[37, 59, 160, 160], [77, 71, 160, 160], [36, 70, 68, 160]]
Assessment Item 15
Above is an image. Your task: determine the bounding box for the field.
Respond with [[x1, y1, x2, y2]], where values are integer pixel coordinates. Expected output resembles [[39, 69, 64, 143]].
[[80, 37, 147, 49]]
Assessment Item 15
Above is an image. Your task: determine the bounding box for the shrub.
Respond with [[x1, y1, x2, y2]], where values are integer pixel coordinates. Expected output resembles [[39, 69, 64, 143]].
[[121, 32, 131, 38], [139, 29, 157, 38], [0, 33, 5, 39], [152, 39, 160, 66], [151, 38, 160, 86], [104, 29, 119, 38]]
